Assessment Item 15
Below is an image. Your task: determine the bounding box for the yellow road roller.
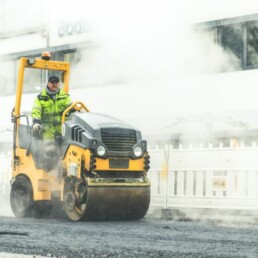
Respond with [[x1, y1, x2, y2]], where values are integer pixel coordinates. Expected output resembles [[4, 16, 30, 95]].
[[10, 53, 150, 221]]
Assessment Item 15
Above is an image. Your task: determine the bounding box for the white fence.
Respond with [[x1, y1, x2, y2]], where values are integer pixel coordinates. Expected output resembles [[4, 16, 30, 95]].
[[148, 144, 258, 210]]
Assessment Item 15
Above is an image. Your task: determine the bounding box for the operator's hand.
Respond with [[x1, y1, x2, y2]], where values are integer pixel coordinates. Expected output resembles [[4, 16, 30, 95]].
[[65, 108, 77, 117], [32, 123, 43, 136]]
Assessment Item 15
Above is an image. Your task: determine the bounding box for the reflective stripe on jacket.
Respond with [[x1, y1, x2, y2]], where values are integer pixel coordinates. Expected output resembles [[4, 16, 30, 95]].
[[32, 88, 72, 140]]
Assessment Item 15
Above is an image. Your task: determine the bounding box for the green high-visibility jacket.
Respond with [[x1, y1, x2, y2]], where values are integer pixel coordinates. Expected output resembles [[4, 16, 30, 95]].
[[32, 88, 72, 140]]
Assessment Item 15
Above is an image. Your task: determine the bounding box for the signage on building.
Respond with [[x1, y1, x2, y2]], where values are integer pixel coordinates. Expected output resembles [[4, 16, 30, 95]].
[[58, 20, 93, 37], [49, 17, 101, 47]]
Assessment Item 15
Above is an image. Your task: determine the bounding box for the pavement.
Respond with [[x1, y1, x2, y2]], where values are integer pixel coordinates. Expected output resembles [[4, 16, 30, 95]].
[[146, 206, 258, 225]]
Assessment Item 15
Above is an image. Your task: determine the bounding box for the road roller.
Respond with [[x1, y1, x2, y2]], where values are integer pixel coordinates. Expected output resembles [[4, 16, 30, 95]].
[[10, 53, 150, 221]]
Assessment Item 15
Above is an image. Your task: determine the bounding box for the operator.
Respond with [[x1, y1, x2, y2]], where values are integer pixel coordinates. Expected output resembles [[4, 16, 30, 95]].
[[31, 75, 72, 141]]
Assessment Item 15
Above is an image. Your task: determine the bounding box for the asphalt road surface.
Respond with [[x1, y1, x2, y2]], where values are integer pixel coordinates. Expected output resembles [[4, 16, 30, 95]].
[[2, 191, 258, 258], [1, 211, 258, 258]]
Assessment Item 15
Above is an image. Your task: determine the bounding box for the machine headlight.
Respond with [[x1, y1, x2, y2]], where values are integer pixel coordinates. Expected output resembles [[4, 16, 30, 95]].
[[97, 145, 106, 156], [134, 146, 143, 157]]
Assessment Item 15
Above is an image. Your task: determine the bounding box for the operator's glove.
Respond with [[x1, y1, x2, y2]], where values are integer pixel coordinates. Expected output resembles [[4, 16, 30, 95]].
[[65, 107, 77, 117], [32, 123, 43, 136]]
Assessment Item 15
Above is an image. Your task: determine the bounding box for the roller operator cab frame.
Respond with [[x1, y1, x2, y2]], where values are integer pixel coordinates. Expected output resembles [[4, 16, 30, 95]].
[[10, 53, 151, 221]]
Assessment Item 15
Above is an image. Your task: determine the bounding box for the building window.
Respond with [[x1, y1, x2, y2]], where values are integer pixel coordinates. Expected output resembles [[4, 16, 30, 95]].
[[217, 24, 244, 68], [247, 21, 258, 67]]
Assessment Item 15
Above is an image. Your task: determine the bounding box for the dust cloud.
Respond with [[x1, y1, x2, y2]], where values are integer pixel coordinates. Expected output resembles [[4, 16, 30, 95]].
[[58, 0, 248, 140], [0, 200, 13, 217]]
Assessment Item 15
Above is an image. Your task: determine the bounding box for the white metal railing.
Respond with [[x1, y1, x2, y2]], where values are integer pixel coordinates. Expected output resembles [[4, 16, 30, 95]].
[[148, 144, 258, 210]]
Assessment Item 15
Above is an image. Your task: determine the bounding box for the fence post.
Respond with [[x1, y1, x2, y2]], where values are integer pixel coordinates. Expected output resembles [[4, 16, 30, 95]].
[[161, 145, 169, 209]]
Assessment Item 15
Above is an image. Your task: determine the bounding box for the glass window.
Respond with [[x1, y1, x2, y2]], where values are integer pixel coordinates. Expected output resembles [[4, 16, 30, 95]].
[[218, 25, 243, 67], [247, 21, 258, 66]]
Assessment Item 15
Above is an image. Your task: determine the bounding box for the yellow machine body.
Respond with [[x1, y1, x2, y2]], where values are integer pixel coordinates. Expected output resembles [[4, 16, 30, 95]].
[[10, 54, 150, 221]]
